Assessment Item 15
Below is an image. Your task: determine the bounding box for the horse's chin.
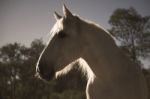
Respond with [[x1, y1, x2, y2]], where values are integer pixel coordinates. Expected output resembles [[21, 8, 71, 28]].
[[35, 69, 55, 82], [41, 74, 55, 82]]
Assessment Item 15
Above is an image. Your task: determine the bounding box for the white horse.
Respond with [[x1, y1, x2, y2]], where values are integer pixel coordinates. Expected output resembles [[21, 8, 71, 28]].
[[35, 5, 148, 99]]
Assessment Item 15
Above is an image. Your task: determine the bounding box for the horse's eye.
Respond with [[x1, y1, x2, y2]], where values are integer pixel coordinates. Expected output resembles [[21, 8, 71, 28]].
[[57, 31, 67, 38]]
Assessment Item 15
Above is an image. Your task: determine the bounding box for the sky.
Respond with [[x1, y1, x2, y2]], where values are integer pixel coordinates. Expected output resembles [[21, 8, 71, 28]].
[[0, 0, 150, 68]]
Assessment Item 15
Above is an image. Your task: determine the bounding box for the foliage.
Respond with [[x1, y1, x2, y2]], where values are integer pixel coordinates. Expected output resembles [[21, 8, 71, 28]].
[[0, 39, 86, 99], [143, 69, 150, 99], [109, 7, 150, 63]]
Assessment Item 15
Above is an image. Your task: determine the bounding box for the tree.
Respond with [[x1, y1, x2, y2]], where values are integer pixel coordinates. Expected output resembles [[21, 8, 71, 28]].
[[0, 43, 28, 63], [0, 43, 28, 99], [0, 39, 51, 99], [109, 7, 150, 64], [28, 38, 45, 59], [0, 39, 86, 99]]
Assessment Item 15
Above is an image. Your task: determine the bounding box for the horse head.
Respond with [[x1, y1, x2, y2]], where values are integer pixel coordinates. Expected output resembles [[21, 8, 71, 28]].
[[35, 5, 86, 81]]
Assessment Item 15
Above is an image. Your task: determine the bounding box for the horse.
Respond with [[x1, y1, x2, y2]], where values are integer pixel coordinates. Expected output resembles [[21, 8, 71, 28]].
[[35, 5, 148, 99]]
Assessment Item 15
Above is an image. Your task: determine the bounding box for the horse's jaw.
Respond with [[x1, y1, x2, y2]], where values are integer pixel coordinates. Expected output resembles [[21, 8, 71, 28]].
[[35, 63, 56, 82], [35, 71, 56, 82]]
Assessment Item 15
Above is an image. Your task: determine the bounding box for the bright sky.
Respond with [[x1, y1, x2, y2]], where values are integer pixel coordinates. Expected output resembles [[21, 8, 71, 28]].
[[0, 0, 150, 68]]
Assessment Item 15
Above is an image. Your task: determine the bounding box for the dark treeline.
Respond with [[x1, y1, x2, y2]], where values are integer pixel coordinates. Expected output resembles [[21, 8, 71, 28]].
[[0, 39, 87, 99]]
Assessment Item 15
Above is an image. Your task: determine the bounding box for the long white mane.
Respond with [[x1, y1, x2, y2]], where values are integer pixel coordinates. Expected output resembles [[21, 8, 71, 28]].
[[55, 58, 96, 83]]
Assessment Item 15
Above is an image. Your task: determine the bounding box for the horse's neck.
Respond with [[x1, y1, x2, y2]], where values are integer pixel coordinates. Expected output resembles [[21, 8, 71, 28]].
[[79, 18, 116, 49], [79, 20, 137, 79]]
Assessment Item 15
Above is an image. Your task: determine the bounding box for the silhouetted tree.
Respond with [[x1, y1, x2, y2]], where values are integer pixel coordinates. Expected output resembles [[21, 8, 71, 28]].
[[109, 7, 150, 64]]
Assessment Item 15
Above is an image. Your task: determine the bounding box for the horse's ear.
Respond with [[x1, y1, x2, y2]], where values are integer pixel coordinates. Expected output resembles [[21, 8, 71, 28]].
[[63, 4, 73, 18], [54, 11, 62, 20]]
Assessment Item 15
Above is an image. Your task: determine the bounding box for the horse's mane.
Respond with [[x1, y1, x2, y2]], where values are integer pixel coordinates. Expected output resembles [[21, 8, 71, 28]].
[[56, 58, 96, 83], [46, 18, 64, 45], [47, 15, 118, 46], [76, 15, 119, 45]]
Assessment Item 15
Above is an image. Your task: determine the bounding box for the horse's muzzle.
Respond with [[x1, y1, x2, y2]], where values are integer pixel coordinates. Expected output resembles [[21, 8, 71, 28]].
[[35, 67, 55, 82]]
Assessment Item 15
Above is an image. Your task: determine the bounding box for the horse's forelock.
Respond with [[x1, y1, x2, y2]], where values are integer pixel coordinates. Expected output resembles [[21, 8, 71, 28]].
[[47, 19, 64, 44]]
